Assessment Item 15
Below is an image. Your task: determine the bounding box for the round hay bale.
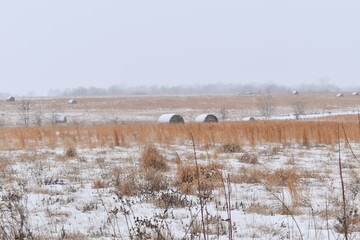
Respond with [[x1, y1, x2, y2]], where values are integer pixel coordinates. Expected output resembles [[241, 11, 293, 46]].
[[242, 116, 256, 121], [158, 114, 184, 124], [195, 114, 218, 123], [6, 96, 15, 102]]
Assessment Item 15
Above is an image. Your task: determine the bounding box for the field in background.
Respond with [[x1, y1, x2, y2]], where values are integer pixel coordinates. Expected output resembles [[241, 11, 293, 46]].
[[1, 92, 360, 126]]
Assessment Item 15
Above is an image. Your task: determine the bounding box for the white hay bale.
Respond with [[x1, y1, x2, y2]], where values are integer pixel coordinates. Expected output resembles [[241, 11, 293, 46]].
[[292, 90, 299, 95], [158, 114, 184, 124], [336, 93, 344, 97], [352, 92, 359, 96], [6, 96, 15, 102], [68, 99, 78, 104], [242, 116, 256, 121], [195, 114, 218, 123], [55, 116, 67, 124]]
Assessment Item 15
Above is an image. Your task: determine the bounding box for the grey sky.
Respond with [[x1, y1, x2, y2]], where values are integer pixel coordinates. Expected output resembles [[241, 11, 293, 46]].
[[1, 1, 360, 96]]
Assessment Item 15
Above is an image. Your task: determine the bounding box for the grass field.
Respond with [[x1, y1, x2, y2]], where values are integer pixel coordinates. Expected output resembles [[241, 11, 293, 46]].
[[1, 93, 360, 239], [1, 92, 360, 126]]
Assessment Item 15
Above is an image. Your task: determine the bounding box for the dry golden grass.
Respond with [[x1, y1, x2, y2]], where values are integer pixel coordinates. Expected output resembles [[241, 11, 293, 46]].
[[244, 203, 273, 215], [174, 162, 223, 194], [316, 114, 360, 122], [232, 167, 301, 187], [237, 153, 259, 164], [109, 164, 169, 197], [92, 178, 108, 189], [140, 144, 168, 171], [0, 119, 359, 151], [218, 143, 243, 153], [111, 167, 139, 196]]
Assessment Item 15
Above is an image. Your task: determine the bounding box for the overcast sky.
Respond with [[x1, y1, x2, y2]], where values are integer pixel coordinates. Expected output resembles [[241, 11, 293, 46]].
[[1, 1, 360, 96]]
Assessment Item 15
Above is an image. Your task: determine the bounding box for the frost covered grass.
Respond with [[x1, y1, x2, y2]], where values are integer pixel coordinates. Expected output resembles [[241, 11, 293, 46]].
[[0, 120, 360, 239]]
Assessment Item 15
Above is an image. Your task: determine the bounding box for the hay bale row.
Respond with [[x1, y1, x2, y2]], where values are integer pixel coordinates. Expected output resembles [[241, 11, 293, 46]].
[[158, 114, 219, 124], [336, 92, 359, 97]]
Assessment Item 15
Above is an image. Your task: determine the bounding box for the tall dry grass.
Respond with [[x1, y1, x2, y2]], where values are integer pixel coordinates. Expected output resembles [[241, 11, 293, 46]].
[[0, 120, 359, 150]]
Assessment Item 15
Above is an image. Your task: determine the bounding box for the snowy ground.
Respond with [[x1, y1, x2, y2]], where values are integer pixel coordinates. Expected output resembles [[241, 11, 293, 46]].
[[1, 140, 359, 239]]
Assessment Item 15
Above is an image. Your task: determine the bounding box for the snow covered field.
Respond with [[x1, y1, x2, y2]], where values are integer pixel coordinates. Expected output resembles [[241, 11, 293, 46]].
[[1, 139, 360, 239], [1, 93, 360, 239]]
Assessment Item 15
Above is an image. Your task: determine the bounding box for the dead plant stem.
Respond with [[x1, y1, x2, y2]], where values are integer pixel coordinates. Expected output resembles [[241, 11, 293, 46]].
[[337, 123, 348, 240], [190, 132, 207, 240]]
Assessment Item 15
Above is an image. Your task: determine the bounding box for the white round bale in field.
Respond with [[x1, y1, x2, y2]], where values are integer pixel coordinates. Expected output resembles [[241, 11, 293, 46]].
[[55, 116, 67, 124], [158, 114, 184, 124], [6, 96, 15, 102], [195, 114, 218, 123], [242, 116, 256, 121]]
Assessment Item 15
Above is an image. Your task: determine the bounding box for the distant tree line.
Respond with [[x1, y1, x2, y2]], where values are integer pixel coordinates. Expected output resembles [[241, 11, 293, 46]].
[[47, 82, 345, 97]]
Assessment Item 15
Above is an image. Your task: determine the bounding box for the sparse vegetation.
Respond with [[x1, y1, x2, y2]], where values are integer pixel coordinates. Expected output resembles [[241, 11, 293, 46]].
[[0, 94, 359, 239]]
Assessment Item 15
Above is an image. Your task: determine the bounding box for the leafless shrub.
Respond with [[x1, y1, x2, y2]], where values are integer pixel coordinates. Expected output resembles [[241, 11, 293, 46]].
[[0, 114, 5, 127], [33, 109, 43, 126], [190, 216, 229, 237], [269, 168, 300, 187], [220, 108, 227, 120], [92, 178, 108, 189], [258, 95, 276, 117], [0, 156, 11, 179], [112, 167, 139, 197], [82, 201, 98, 212], [64, 147, 77, 158], [174, 163, 222, 194], [46, 102, 64, 126], [238, 152, 258, 164], [154, 191, 191, 209], [142, 168, 169, 193], [140, 144, 168, 171], [232, 167, 300, 187], [17, 100, 31, 127], [219, 143, 242, 153], [292, 101, 306, 120], [0, 189, 33, 240], [244, 203, 273, 215], [111, 165, 169, 197], [43, 177, 65, 185], [334, 208, 360, 234], [131, 216, 174, 240]]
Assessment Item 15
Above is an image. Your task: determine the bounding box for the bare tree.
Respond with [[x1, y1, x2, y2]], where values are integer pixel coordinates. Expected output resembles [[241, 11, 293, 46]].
[[220, 108, 228, 121], [258, 96, 276, 117], [18, 100, 31, 127], [292, 101, 306, 120], [0, 114, 4, 127], [46, 102, 63, 125], [33, 109, 43, 126]]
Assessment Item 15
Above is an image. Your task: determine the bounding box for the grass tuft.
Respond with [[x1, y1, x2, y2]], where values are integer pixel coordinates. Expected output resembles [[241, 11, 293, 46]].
[[140, 144, 168, 171]]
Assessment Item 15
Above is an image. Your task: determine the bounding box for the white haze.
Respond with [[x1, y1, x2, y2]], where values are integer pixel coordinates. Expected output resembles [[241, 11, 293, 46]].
[[1, 1, 360, 96]]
